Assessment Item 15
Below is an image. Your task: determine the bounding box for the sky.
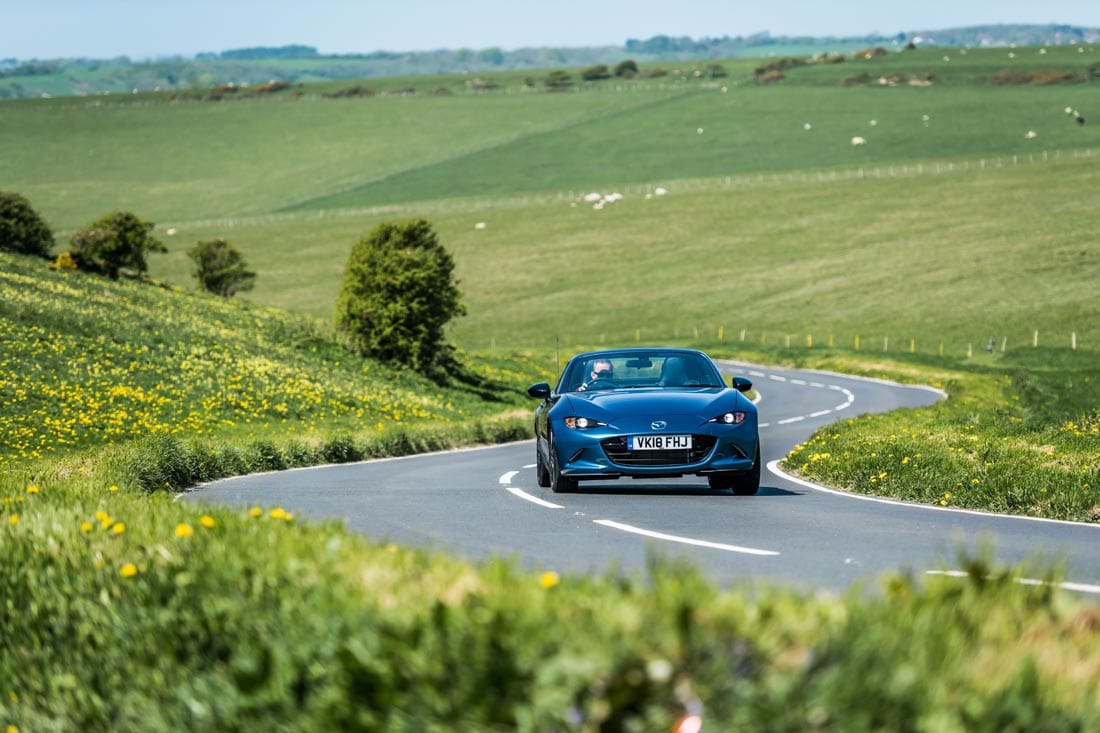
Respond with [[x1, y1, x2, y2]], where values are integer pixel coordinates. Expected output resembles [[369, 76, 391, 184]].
[[4, 0, 1100, 60]]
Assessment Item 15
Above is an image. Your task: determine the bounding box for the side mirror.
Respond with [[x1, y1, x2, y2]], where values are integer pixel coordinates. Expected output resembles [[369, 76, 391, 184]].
[[527, 382, 552, 399], [732, 377, 753, 393]]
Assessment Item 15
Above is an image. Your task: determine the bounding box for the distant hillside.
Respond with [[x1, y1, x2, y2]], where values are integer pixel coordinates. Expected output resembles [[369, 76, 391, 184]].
[[1, 24, 1098, 99]]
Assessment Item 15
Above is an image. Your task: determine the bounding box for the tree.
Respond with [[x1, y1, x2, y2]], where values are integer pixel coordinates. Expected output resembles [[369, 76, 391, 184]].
[[334, 219, 464, 373], [69, 211, 166, 280], [613, 59, 639, 78], [186, 238, 256, 297], [0, 191, 53, 258]]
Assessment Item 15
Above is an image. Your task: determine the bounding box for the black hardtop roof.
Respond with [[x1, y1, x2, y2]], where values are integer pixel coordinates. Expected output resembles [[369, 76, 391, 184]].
[[569, 347, 711, 362]]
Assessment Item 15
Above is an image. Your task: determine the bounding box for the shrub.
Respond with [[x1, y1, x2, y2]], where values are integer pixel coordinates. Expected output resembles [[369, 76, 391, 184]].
[[581, 64, 611, 81], [69, 210, 166, 280], [333, 219, 465, 373], [1090, 62, 1100, 80], [545, 70, 573, 89], [1031, 69, 1084, 85], [0, 190, 53, 258], [988, 69, 1031, 86], [703, 63, 728, 79], [186, 238, 256, 297], [613, 59, 638, 78]]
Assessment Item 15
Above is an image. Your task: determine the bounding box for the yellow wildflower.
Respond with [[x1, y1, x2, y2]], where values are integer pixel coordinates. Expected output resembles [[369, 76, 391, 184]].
[[109, 485, 120, 493], [269, 507, 286, 520], [26, 485, 39, 495], [120, 563, 138, 578], [539, 571, 560, 589], [8, 515, 18, 526], [112, 522, 126, 535], [249, 507, 262, 518], [175, 523, 193, 539], [199, 515, 216, 529], [80, 521, 92, 533]]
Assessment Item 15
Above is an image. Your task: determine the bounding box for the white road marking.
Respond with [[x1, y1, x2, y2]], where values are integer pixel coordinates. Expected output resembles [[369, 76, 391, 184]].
[[809, 410, 833, 418], [499, 471, 520, 485], [506, 487, 564, 509], [768, 374, 788, 382], [769, 460, 1100, 528], [926, 570, 1100, 596], [778, 416, 805, 424], [790, 379, 807, 385], [523, 464, 536, 469], [594, 519, 780, 556]]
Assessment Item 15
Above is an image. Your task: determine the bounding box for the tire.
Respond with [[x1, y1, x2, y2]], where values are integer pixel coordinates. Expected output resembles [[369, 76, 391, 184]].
[[707, 474, 735, 491], [535, 439, 551, 487], [730, 444, 761, 496], [548, 433, 578, 494]]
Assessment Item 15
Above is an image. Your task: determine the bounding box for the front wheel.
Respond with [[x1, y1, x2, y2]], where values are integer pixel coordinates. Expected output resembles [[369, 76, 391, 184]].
[[535, 438, 551, 487], [548, 433, 578, 494], [730, 444, 761, 496]]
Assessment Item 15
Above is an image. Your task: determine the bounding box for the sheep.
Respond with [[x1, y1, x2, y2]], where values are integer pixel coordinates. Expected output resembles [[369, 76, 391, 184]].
[[654, 187, 668, 196], [851, 136, 867, 146], [583, 192, 602, 203]]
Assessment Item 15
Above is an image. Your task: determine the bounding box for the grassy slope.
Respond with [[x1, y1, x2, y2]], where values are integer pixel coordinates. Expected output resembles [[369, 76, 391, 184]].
[[0, 250, 551, 471]]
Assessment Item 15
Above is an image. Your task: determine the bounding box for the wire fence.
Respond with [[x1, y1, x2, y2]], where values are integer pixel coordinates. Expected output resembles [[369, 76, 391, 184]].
[[478, 327, 1090, 358]]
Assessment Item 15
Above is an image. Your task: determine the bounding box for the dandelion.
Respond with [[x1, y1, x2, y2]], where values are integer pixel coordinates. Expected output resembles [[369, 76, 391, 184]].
[[26, 485, 39, 495], [269, 507, 287, 520], [199, 515, 216, 529], [249, 507, 262, 518], [175, 523, 194, 539], [120, 563, 138, 578], [80, 521, 92, 533], [539, 570, 560, 589], [8, 515, 17, 526], [112, 522, 126, 535], [109, 485, 120, 493]]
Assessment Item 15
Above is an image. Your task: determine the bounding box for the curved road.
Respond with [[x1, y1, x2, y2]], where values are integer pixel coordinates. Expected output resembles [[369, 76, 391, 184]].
[[184, 363, 1100, 594]]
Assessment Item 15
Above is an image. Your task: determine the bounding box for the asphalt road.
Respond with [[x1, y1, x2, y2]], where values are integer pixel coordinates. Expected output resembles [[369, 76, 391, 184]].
[[184, 362, 1100, 595]]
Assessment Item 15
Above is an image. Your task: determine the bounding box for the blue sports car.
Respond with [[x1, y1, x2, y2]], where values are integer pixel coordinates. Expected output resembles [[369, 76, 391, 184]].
[[527, 348, 760, 494]]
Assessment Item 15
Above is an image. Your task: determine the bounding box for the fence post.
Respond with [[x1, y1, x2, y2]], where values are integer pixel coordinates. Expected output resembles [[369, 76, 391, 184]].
[[718, 326, 724, 341], [854, 335, 860, 351], [938, 342, 944, 357], [807, 334, 813, 348], [1072, 332, 1077, 350], [968, 343, 973, 358], [1034, 330, 1039, 347], [884, 337, 889, 352]]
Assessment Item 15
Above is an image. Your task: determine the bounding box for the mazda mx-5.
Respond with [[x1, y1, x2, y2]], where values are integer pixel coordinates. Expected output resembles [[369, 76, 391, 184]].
[[527, 348, 760, 494]]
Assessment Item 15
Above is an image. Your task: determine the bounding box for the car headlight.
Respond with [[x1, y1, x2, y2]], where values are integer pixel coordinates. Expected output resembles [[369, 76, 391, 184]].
[[564, 416, 606, 429], [710, 411, 746, 425]]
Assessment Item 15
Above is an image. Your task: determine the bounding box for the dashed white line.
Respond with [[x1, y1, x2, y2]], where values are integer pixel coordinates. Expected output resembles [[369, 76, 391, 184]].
[[505, 486, 564, 509], [499, 470, 519, 485], [594, 519, 780, 556], [778, 416, 805, 424]]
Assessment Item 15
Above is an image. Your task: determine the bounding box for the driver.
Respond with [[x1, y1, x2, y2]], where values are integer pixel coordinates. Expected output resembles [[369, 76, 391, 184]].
[[577, 358, 613, 391]]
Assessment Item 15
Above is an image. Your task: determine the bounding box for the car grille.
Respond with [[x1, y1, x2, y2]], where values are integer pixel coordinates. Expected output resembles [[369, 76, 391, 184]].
[[601, 435, 717, 467]]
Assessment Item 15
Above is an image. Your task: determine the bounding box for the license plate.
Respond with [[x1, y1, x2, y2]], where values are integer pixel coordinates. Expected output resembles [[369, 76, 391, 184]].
[[629, 434, 692, 450]]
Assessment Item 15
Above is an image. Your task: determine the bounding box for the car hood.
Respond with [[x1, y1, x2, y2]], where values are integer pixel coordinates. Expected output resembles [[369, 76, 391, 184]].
[[563, 388, 747, 421]]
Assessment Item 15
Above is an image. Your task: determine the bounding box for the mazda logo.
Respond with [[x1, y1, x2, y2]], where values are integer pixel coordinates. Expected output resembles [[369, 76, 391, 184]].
[[651, 420, 667, 430]]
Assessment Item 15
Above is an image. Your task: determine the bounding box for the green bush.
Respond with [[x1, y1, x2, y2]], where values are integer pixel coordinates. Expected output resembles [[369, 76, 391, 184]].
[[333, 219, 465, 374], [545, 70, 573, 89], [186, 238, 256, 297], [0, 190, 53, 258], [613, 59, 638, 78], [69, 210, 166, 280], [580, 64, 611, 81]]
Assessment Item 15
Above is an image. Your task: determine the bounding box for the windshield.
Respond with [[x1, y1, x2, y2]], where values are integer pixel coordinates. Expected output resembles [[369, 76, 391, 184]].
[[561, 352, 724, 392]]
